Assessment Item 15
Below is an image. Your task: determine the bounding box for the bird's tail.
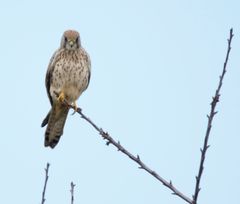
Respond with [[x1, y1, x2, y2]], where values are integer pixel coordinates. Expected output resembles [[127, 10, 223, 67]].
[[43, 102, 69, 148], [41, 111, 50, 127]]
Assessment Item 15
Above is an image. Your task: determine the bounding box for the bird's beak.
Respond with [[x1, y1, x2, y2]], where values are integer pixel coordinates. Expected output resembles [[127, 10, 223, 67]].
[[69, 40, 74, 47]]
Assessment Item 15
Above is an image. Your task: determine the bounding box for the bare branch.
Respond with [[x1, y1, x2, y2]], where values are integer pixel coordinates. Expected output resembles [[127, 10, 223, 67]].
[[41, 163, 50, 204], [70, 182, 76, 204], [192, 28, 234, 204], [55, 95, 193, 204], [53, 29, 233, 204]]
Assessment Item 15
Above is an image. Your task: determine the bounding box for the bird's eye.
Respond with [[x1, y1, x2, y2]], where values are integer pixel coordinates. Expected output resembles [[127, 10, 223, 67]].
[[64, 37, 68, 42], [76, 37, 79, 42]]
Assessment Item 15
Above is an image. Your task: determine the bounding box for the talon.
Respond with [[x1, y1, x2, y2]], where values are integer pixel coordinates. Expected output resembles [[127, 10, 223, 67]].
[[57, 91, 65, 102]]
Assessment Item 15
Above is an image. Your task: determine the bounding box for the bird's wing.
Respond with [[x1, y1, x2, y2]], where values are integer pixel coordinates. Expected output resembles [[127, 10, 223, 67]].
[[45, 49, 60, 105], [82, 48, 91, 90]]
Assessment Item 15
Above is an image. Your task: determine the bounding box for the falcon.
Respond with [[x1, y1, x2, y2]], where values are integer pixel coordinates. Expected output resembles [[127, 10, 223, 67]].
[[41, 30, 91, 148]]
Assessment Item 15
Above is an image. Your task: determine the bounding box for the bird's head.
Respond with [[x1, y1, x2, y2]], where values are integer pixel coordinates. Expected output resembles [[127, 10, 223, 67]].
[[61, 30, 81, 50]]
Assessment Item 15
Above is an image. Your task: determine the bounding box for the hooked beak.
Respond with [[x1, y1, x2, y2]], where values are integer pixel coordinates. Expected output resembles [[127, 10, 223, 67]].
[[69, 40, 74, 47]]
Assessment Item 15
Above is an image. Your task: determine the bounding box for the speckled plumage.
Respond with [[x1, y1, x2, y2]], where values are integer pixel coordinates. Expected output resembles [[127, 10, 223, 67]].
[[41, 30, 91, 148]]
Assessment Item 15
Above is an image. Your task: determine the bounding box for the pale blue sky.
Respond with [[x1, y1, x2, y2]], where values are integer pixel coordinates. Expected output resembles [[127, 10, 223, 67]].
[[0, 0, 239, 203]]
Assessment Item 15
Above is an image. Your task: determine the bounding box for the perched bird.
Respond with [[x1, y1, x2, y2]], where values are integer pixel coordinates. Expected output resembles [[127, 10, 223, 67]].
[[41, 30, 91, 148]]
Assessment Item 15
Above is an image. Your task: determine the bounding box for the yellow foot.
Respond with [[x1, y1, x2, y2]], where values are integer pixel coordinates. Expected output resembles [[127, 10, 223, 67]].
[[57, 91, 65, 103]]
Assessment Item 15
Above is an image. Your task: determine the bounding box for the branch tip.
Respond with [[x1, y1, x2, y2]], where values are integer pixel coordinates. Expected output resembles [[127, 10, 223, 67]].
[[193, 28, 233, 204], [41, 163, 50, 204], [70, 182, 76, 204]]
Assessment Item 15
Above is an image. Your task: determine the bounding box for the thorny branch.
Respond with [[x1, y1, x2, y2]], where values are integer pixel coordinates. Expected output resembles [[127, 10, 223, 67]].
[[41, 163, 50, 204], [192, 28, 233, 204], [58, 106, 192, 202], [56, 28, 233, 204], [70, 182, 76, 204]]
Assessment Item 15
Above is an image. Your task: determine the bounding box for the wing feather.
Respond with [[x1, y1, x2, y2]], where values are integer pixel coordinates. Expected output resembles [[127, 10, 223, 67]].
[[45, 50, 60, 105], [82, 48, 91, 90]]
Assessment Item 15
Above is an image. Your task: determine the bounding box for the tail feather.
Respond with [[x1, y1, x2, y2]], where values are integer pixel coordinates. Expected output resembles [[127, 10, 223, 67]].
[[41, 111, 51, 127], [44, 103, 69, 148]]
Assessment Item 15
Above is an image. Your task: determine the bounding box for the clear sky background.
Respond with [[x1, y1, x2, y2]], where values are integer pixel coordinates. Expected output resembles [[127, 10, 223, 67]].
[[0, 0, 239, 203]]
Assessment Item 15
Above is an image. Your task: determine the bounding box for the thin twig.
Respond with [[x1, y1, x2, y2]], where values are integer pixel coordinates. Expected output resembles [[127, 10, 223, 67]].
[[70, 182, 76, 204], [55, 95, 193, 204], [41, 163, 50, 204], [192, 28, 234, 204]]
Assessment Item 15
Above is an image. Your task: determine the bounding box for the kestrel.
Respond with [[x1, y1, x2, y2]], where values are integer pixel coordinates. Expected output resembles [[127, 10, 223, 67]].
[[41, 30, 91, 148]]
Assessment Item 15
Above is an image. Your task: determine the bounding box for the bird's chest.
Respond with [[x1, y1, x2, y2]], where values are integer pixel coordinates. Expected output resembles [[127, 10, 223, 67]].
[[51, 59, 88, 101], [53, 61, 81, 86]]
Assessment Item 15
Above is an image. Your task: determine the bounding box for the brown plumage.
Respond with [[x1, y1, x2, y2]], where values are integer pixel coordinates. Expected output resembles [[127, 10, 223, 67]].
[[41, 30, 91, 148]]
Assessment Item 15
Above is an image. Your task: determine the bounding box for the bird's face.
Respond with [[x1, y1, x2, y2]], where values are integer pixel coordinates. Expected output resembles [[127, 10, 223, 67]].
[[61, 30, 80, 50]]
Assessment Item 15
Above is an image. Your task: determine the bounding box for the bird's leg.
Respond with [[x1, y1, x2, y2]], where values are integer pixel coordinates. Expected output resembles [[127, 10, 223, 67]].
[[73, 101, 78, 111], [57, 91, 65, 103], [71, 101, 78, 115]]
